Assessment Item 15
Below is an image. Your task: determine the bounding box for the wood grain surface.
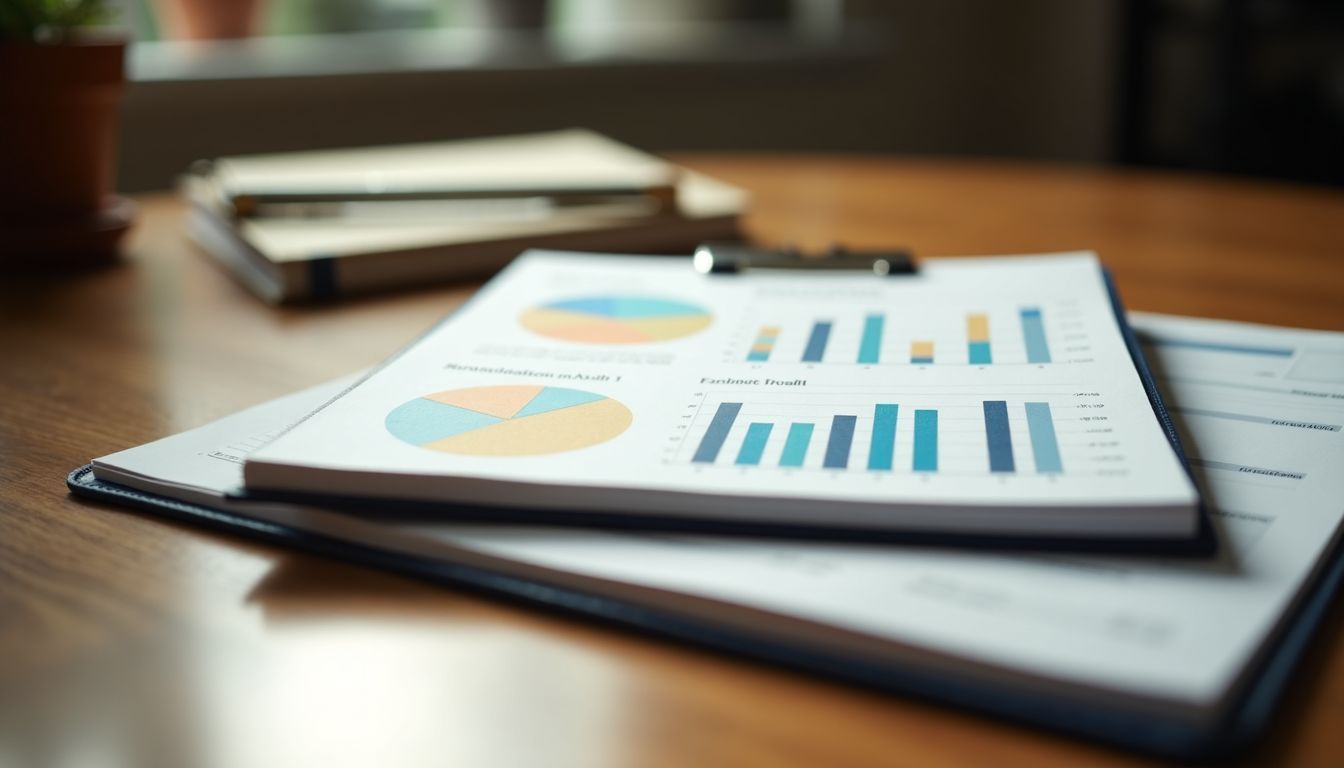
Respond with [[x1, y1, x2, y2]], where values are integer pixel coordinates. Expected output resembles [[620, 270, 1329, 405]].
[[2, 156, 1342, 768]]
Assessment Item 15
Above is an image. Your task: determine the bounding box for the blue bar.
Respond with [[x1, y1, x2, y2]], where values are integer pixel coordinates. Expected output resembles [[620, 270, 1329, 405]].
[[824, 415, 857, 469], [1141, 334, 1295, 358], [858, 315, 883, 364], [868, 404, 898, 470], [1025, 402, 1062, 473], [780, 423, 814, 467], [692, 402, 742, 463], [968, 341, 992, 364], [747, 350, 770, 362], [735, 422, 773, 466], [913, 410, 938, 471], [983, 400, 1015, 472], [1020, 308, 1052, 363], [802, 322, 833, 362]]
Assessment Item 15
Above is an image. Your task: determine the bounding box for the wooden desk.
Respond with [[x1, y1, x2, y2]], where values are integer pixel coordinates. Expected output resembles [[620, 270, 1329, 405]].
[[3, 157, 1343, 767]]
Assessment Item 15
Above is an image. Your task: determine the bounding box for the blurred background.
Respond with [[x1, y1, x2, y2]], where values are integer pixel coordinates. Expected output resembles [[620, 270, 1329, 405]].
[[108, 0, 1344, 192]]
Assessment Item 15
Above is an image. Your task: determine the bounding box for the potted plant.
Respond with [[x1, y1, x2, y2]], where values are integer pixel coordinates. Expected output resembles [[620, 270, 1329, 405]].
[[0, 0, 134, 267]]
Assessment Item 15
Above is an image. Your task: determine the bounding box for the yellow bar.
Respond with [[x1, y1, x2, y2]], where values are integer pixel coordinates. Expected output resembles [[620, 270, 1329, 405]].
[[760, 325, 781, 336], [967, 314, 990, 342], [911, 340, 934, 358]]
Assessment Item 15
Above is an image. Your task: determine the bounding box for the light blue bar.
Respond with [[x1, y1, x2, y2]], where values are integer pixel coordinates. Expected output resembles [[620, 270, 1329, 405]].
[[1025, 402, 1063, 473], [692, 402, 741, 463], [1020, 308, 1052, 363], [983, 400, 1015, 472], [868, 404, 897, 470], [968, 341, 992, 364], [735, 422, 773, 466], [802, 322, 832, 362], [913, 410, 938, 471], [824, 415, 856, 469], [779, 423, 814, 467], [858, 315, 883, 364], [747, 328, 776, 362], [1142, 334, 1294, 358]]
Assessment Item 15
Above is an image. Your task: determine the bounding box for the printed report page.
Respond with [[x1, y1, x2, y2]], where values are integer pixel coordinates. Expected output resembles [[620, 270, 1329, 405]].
[[245, 251, 1197, 530]]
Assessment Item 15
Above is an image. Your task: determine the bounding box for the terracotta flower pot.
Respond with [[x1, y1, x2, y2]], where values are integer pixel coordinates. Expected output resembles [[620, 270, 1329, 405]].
[[0, 38, 133, 266], [154, 0, 265, 40]]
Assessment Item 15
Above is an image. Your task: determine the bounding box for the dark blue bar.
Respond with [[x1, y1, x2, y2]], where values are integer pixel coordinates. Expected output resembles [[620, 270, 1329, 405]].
[[802, 322, 833, 363], [983, 400, 1015, 472], [824, 415, 857, 469], [692, 402, 742, 463]]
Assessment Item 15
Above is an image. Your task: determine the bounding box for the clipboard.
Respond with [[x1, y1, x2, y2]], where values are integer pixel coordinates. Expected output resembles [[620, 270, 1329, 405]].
[[63, 460, 1340, 760]]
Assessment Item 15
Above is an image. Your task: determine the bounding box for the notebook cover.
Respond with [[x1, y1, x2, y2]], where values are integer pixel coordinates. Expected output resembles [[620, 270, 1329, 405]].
[[65, 462, 1340, 760]]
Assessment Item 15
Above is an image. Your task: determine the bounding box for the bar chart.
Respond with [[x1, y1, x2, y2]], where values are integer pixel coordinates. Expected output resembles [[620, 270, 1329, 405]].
[[678, 390, 1103, 477], [734, 304, 1080, 367]]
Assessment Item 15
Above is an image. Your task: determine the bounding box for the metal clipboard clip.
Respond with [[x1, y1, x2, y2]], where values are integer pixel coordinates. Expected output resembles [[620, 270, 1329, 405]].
[[693, 242, 917, 276]]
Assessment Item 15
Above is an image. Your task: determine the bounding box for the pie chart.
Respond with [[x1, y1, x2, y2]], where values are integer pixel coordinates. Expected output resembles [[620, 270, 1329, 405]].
[[385, 385, 632, 456], [520, 295, 712, 344]]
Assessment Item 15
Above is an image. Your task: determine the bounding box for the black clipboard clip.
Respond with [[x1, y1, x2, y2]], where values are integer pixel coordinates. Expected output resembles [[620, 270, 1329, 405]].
[[693, 242, 917, 276]]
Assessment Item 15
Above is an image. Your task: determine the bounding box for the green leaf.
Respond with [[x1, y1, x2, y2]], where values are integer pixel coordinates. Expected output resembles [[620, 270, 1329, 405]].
[[0, 0, 112, 42]]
